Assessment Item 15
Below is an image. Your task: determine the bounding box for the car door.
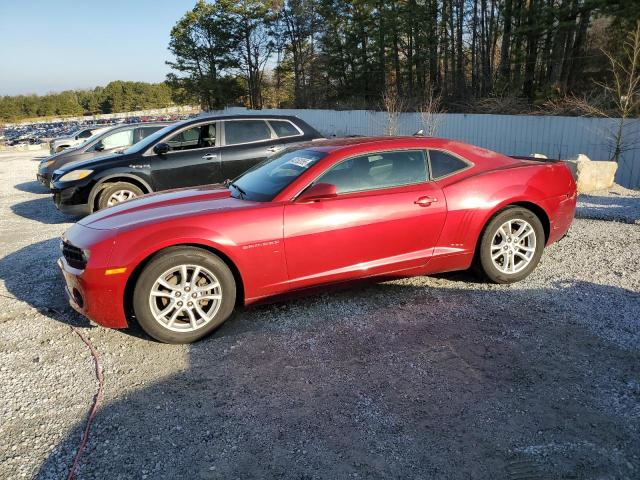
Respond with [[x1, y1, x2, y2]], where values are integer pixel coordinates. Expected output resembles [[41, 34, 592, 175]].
[[283, 150, 447, 289], [150, 121, 222, 190], [220, 119, 280, 180]]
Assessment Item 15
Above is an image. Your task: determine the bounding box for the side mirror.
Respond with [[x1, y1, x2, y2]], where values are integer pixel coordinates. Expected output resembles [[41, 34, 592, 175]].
[[94, 141, 105, 151], [153, 142, 170, 155], [297, 183, 338, 203]]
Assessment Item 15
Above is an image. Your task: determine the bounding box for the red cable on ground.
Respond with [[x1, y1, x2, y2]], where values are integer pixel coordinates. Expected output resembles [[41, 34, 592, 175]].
[[66, 325, 104, 480], [40, 307, 105, 479], [0, 296, 106, 478]]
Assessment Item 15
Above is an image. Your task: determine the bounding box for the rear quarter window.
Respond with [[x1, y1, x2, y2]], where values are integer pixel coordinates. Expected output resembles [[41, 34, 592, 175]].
[[428, 150, 470, 179], [269, 120, 301, 138]]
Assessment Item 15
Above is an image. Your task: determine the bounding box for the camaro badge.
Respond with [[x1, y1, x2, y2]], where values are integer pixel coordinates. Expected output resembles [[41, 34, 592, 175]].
[[242, 240, 280, 250]]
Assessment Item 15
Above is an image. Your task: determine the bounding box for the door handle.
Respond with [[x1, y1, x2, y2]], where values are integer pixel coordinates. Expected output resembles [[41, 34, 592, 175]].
[[414, 196, 438, 207], [267, 146, 283, 153], [202, 153, 218, 160]]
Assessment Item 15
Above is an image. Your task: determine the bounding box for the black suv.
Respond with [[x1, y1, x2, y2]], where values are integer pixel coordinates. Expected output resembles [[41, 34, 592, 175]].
[[50, 115, 323, 215]]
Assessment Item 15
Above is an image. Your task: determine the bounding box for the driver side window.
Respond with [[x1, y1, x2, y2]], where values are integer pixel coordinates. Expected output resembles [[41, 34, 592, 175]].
[[314, 150, 428, 194], [165, 123, 216, 151]]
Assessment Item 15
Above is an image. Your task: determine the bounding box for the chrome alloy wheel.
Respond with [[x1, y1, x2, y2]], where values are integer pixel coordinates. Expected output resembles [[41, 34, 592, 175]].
[[148, 264, 223, 332], [106, 189, 137, 207], [490, 219, 537, 274]]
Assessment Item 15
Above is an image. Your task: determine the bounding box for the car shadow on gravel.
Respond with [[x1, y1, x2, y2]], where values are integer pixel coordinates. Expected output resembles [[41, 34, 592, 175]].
[[577, 194, 640, 224], [34, 278, 640, 479], [11, 197, 79, 225], [14, 181, 50, 194]]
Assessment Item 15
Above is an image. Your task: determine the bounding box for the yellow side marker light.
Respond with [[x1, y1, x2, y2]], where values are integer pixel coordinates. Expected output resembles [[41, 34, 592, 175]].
[[105, 267, 127, 276]]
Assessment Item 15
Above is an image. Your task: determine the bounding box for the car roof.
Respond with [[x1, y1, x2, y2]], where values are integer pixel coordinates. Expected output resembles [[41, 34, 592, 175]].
[[295, 136, 461, 152], [295, 136, 515, 169], [107, 122, 172, 130], [177, 114, 305, 129], [195, 113, 303, 121], [87, 122, 170, 135]]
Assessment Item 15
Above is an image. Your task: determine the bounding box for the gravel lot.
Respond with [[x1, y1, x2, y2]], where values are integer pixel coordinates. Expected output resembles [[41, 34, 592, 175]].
[[1, 151, 639, 480]]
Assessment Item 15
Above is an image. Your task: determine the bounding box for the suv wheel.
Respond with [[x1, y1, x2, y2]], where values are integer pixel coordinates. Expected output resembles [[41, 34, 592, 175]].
[[97, 182, 144, 210]]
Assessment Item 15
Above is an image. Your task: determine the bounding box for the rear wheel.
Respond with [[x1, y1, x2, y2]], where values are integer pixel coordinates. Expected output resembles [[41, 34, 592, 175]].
[[476, 207, 545, 284], [132, 247, 236, 343], [96, 182, 143, 210]]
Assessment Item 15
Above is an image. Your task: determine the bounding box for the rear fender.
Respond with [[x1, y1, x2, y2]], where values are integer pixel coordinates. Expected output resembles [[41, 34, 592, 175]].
[[437, 165, 558, 262]]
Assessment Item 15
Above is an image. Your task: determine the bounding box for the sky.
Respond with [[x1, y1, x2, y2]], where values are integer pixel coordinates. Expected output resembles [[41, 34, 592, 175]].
[[0, 0, 196, 96]]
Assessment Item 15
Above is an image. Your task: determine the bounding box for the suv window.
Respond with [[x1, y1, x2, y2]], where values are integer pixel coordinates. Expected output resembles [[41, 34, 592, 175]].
[[97, 129, 134, 150], [165, 123, 216, 151], [225, 120, 271, 145], [428, 150, 469, 179], [269, 120, 300, 138], [315, 150, 427, 194]]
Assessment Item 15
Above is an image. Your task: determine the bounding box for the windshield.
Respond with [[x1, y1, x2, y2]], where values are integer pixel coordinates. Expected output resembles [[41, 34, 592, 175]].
[[122, 123, 177, 154], [230, 148, 327, 202], [78, 127, 115, 147]]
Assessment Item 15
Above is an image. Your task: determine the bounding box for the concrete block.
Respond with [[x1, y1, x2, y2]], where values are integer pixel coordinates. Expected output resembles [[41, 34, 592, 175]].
[[566, 154, 618, 193]]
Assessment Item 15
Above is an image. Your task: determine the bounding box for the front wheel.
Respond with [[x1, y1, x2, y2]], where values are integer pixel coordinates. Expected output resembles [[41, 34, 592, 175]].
[[475, 207, 545, 284], [132, 247, 236, 343], [97, 182, 144, 210]]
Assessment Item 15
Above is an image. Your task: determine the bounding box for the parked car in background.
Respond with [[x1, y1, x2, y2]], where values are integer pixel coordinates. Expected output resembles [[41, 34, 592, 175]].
[[49, 125, 110, 154], [37, 122, 170, 187], [50, 114, 323, 215], [57, 136, 577, 343]]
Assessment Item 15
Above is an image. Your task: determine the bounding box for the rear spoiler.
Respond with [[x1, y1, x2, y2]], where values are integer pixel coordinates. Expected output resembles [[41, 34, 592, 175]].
[[509, 155, 562, 163]]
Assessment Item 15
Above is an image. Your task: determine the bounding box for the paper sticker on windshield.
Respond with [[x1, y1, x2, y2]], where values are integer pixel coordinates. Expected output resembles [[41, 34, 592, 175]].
[[286, 156, 316, 168]]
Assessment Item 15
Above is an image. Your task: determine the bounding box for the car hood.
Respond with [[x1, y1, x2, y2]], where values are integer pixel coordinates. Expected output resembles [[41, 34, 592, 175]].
[[79, 185, 258, 230], [41, 146, 81, 164], [56, 152, 127, 173]]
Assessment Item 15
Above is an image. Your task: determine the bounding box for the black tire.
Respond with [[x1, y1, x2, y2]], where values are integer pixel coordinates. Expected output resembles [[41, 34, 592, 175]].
[[133, 247, 236, 344], [96, 182, 144, 211], [475, 206, 545, 284]]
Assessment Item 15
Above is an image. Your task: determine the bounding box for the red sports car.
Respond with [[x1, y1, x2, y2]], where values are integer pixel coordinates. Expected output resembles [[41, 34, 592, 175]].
[[58, 137, 576, 343]]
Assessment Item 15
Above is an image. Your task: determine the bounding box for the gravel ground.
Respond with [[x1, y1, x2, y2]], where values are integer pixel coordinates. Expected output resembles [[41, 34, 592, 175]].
[[0, 152, 639, 480]]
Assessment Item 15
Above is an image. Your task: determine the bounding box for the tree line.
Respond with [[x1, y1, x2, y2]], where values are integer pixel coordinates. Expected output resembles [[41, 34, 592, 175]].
[[167, 0, 639, 114], [0, 81, 175, 122]]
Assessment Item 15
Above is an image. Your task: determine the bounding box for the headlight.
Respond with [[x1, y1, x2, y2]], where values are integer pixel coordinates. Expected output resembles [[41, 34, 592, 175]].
[[59, 169, 93, 182]]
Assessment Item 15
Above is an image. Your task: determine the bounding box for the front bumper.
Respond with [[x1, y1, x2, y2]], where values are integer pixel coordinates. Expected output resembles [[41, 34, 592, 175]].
[[36, 172, 51, 188], [52, 187, 92, 216], [57, 256, 129, 329]]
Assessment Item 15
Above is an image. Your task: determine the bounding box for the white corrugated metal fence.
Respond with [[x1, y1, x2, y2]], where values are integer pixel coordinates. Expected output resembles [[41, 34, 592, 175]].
[[214, 107, 640, 189]]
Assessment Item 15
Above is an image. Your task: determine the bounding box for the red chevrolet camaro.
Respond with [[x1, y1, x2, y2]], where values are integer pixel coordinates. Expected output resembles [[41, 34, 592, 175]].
[[58, 137, 576, 343]]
